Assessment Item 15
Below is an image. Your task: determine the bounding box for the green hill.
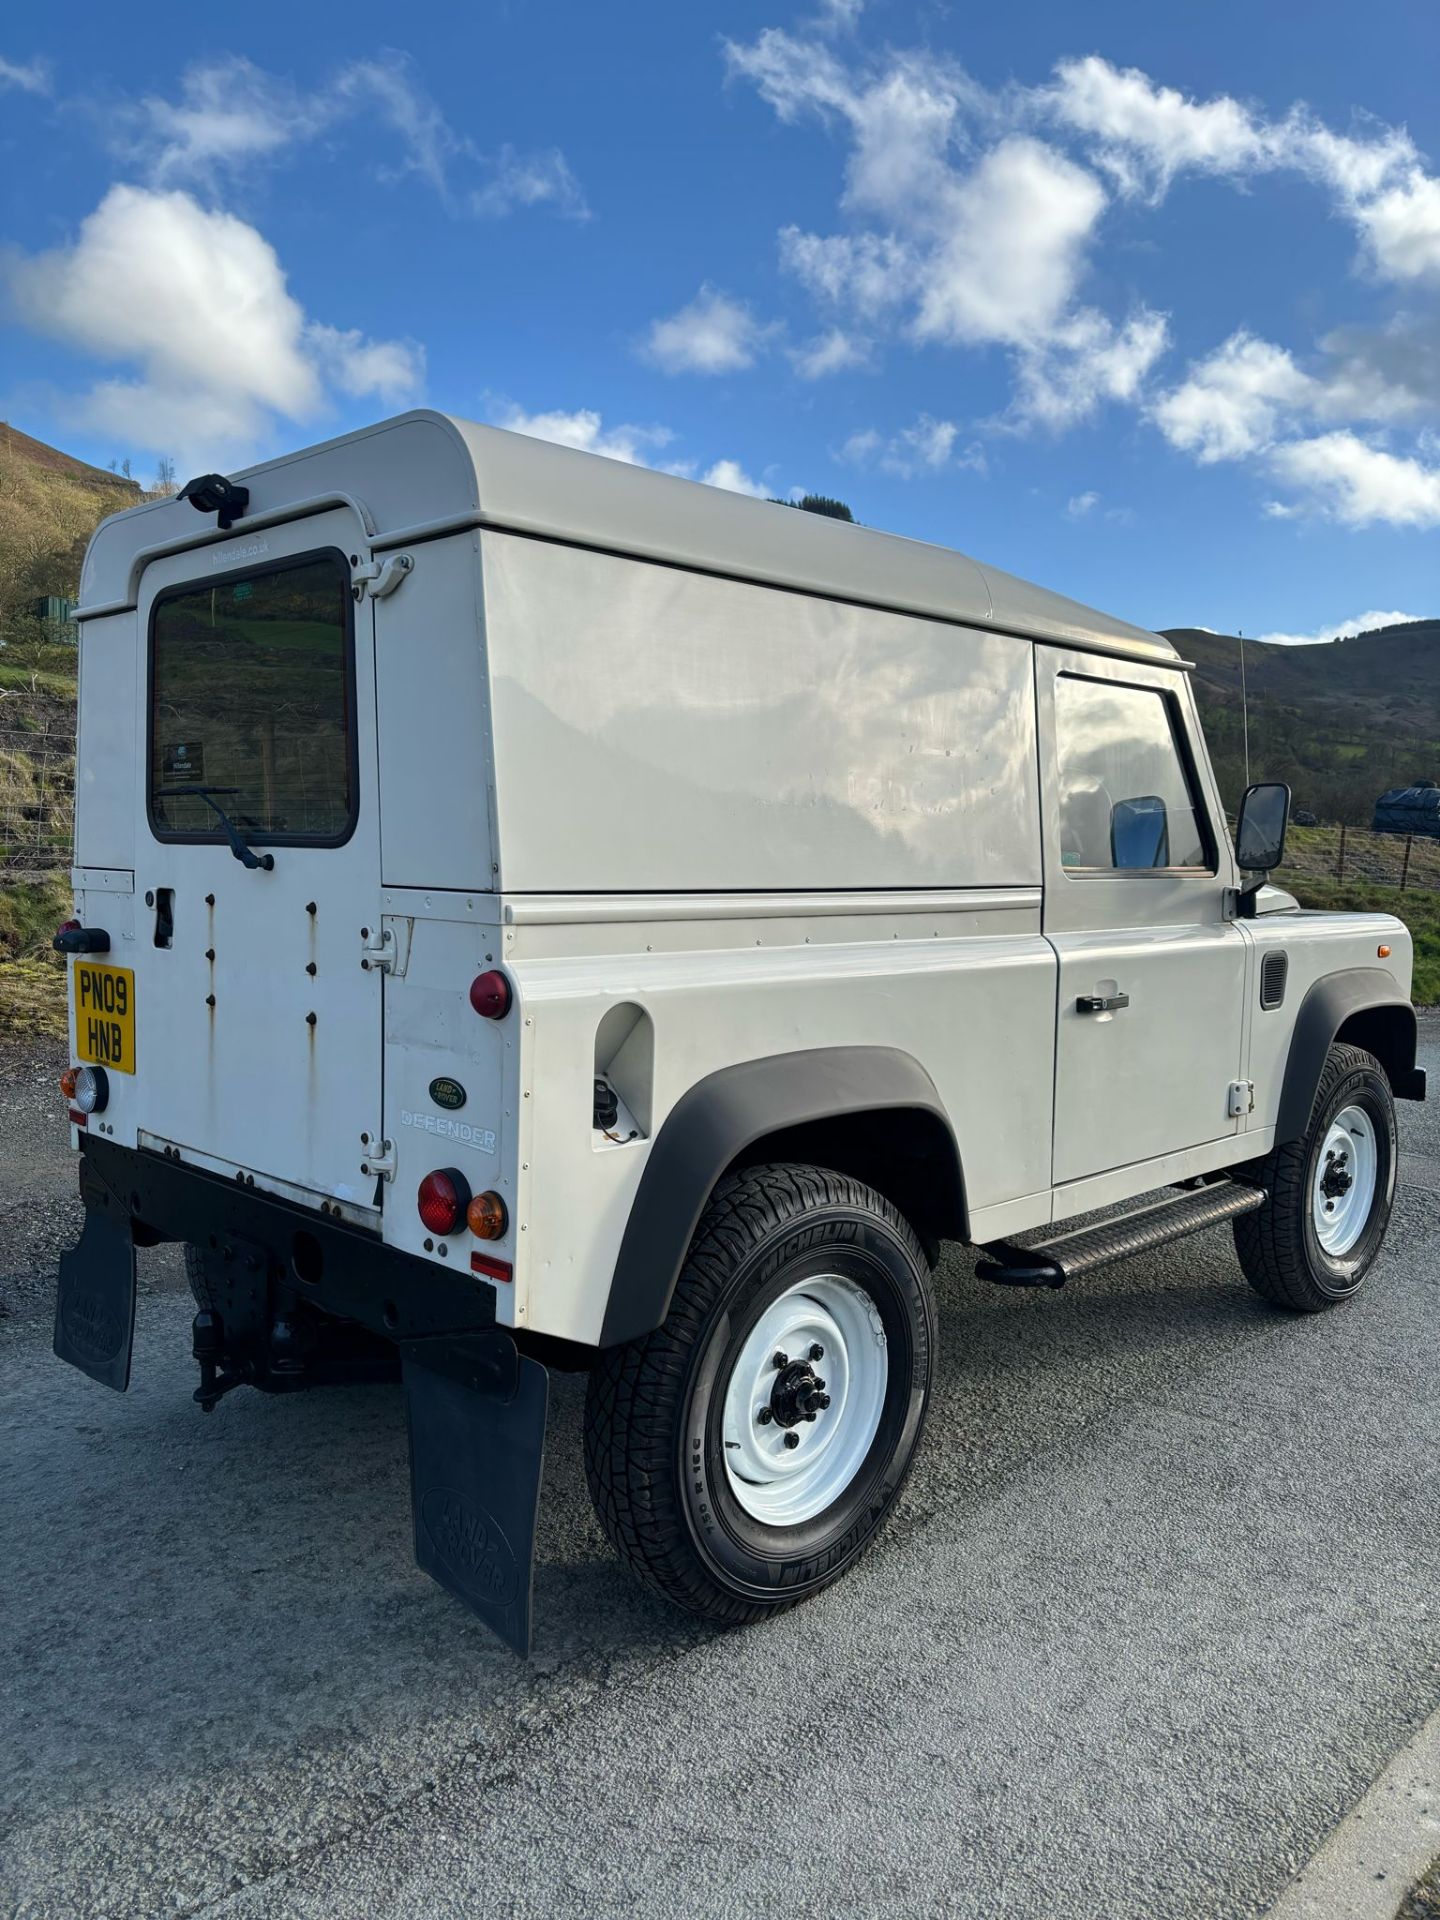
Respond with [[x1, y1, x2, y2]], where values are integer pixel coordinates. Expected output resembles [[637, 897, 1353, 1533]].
[[1163, 623, 1440, 826]]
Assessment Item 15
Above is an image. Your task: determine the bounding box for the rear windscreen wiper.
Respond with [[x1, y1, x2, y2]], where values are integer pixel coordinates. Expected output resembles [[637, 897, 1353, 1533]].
[[156, 786, 275, 871]]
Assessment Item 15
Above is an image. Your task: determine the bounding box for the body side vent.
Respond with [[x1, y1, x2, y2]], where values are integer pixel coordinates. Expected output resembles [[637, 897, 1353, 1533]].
[[1260, 949, 1288, 1011]]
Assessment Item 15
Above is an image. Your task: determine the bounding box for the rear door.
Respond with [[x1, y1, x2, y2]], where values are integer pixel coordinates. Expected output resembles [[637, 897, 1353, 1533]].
[[130, 511, 383, 1211], [1038, 647, 1247, 1189]]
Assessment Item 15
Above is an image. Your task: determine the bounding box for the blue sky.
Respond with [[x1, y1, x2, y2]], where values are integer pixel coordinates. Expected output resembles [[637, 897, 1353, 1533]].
[[1, 0, 1437, 641]]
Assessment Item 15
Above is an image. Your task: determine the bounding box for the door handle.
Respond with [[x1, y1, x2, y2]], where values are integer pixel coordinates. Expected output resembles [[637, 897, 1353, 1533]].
[[1076, 992, 1129, 1014]]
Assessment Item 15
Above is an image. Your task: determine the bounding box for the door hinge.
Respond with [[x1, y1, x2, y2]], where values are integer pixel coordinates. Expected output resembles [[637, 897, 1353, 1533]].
[[361, 917, 412, 976], [1228, 1079, 1255, 1118], [361, 1135, 396, 1179], [351, 553, 413, 600]]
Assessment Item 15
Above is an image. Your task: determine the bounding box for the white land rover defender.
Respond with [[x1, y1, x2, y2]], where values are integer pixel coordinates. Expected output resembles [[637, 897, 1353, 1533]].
[[54, 412, 1425, 1653]]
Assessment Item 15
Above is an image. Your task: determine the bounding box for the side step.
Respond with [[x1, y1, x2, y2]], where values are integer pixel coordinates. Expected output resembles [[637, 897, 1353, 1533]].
[[976, 1179, 1266, 1288]]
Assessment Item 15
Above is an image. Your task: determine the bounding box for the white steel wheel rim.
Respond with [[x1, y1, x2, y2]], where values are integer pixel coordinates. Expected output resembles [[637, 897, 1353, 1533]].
[[1312, 1104, 1378, 1257], [720, 1273, 889, 1527]]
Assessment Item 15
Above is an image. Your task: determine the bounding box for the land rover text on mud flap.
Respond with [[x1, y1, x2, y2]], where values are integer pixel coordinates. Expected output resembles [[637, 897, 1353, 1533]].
[[53, 412, 1426, 1654]]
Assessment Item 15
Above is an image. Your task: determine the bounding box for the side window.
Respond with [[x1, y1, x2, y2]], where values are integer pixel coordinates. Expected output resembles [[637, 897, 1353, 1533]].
[[1054, 676, 1210, 872]]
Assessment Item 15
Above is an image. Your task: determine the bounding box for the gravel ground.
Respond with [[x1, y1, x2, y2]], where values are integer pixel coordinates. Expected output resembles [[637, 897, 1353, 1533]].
[[2, 1021, 1438, 1920]]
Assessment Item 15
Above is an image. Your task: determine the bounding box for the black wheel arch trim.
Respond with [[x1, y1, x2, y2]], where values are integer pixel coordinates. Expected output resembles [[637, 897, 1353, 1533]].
[[599, 1046, 966, 1349], [1276, 968, 1423, 1145]]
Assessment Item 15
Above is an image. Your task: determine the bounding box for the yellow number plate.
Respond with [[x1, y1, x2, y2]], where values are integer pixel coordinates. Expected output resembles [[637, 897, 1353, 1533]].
[[73, 962, 136, 1075]]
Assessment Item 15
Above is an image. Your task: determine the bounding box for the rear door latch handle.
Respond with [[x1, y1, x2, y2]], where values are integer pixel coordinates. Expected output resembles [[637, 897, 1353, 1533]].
[[1076, 992, 1130, 1014]]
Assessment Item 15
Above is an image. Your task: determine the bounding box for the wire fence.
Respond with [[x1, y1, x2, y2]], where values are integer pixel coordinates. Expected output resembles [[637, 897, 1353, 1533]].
[[1280, 823, 1440, 894], [0, 687, 75, 876]]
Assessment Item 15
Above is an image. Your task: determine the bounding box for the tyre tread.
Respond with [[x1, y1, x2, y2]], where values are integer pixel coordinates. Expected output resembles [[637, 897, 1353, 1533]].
[[583, 1163, 929, 1625]]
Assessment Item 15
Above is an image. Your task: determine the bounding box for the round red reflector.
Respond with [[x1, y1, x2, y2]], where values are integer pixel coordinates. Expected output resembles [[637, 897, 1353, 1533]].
[[469, 969, 513, 1019], [417, 1167, 471, 1236]]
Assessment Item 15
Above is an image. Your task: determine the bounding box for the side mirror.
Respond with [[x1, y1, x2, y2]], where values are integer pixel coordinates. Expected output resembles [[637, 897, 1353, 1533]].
[[1236, 781, 1290, 873]]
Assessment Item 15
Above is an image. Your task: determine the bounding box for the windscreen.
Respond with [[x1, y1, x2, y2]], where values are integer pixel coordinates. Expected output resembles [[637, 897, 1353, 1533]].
[[149, 551, 354, 844]]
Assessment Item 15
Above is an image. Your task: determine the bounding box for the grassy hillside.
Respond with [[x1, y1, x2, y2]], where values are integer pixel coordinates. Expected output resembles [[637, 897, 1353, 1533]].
[[1165, 623, 1440, 827], [0, 426, 139, 656]]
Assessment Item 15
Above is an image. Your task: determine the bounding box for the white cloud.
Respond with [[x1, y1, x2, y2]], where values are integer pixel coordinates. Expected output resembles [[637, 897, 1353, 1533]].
[[1063, 489, 1134, 525], [1266, 432, 1440, 528], [812, 0, 866, 29], [494, 405, 675, 466], [700, 458, 769, 496], [913, 137, 1106, 347], [1353, 169, 1440, 284], [120, 56, 308, 183], [1042, 57, 1271, 200], [734, 33, 1161, 431], [113, 53, 587, 220], [730, 25, 1440, 496], [790, 327, 869, 377], [0, 53, 51, 95], [1012, 308, 1169, 430], [642, 285, 773, 374], [779, 227, 913, 318], [1043, 55, 1440, 287], [495, 404, 774, 497], [839, 413, 985, 478], [307, 325, 425, 404], [1151, 326, 1440, 523], [1152, 331, 1316, 463], [469, 145, 588, 220], [1252, 608, 1427, 646], [5, 184, 422, 466]]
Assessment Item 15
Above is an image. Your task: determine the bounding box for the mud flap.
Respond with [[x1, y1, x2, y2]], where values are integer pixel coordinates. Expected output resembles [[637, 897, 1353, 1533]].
[[54, 1177, 137, 1392], [402, 1331, 549, 1657]]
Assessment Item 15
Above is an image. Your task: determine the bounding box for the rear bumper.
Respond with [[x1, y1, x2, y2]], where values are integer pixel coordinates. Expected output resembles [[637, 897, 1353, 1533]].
[[79, 1136, 496, 1344]]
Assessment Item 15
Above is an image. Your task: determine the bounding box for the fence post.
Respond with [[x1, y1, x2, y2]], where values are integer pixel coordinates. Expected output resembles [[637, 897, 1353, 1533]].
[[1337, 823, 1347, 884], [1400, 833, 1412, 892]]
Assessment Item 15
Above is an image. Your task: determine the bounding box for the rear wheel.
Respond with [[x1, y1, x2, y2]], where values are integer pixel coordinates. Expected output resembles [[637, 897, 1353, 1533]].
[[1233, 1042, 1397, 1311], [584, 1163, 936, 1625]]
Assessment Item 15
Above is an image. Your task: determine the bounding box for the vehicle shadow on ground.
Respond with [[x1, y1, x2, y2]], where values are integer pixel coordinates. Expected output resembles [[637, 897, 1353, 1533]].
[[5, 1230, 1280, 1806]]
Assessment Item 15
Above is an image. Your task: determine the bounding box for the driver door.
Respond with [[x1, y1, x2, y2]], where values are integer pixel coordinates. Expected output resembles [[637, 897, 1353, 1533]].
[[1038, 647, 1247, 1193]]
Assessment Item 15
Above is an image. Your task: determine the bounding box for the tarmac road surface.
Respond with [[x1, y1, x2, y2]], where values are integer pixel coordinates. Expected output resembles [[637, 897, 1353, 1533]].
[[2, 1023, 1438, 1919]]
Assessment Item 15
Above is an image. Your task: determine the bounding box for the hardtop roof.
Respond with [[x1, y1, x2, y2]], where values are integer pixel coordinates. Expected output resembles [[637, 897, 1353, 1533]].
[[77, 410, 1178, 666]]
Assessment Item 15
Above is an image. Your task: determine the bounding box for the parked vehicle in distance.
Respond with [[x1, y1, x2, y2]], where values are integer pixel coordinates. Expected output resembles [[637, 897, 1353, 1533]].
[[53, 413, 1426, 1653], [1373, 779, 1440, 837]]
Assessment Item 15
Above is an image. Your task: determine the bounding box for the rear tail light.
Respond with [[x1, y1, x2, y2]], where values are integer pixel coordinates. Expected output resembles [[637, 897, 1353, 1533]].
[[417, 1167, 471, 1236], [469, 969, 512, 1019], [59, 1067, 79, 1101], [467, 1190, 508, 1240], [73, 1065, 109, 1115]]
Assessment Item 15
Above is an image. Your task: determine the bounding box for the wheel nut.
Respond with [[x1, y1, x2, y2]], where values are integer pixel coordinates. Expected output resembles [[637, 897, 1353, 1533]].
[[757, 1406, 773, 1425], [805, 1410, 817, 1422], [784, 1431, 800, 1450], [809, 1343, 824, 1361], [773, 1352, 789, 1370], [816, 1392, 831, 1410]]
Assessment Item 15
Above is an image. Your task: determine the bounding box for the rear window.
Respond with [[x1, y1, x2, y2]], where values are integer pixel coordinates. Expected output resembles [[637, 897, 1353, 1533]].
[[149, 550, 355, 845]]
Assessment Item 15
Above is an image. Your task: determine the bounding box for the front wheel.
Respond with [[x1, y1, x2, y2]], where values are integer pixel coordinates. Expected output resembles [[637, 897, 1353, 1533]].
[[1233, 1042, 1397, 1311], [584, 1163, 936, 1625]]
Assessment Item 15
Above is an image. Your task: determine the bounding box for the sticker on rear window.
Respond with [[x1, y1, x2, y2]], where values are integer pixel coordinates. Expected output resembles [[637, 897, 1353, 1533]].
[[162, 741, 204, 781]]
